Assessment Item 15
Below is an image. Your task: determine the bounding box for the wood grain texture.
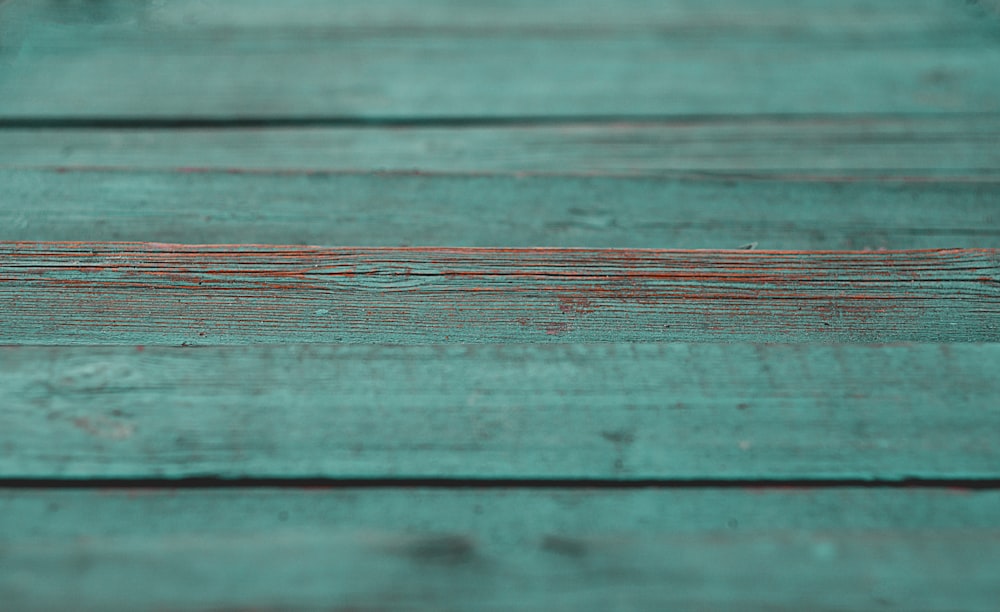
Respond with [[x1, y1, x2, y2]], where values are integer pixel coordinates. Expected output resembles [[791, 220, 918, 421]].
[[11, 0, 992, 34], [4, 1, 998, 609], [5, 169, 1000, 248], [1, 488, 998, 611], [3, 343, 999, 479], [4, 118, 1000, 176], [2, 243, 997, 344], [6, 488, 999, 540], [5, 531, 997, 611], [2, 0, 999, 118]]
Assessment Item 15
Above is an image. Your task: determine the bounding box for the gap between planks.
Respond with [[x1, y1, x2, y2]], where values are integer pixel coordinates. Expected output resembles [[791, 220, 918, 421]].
[[4, 478, 1000, 489]]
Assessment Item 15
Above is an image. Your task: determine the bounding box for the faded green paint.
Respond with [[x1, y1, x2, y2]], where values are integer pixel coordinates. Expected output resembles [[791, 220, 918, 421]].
[[1, 244, 997, 344], [2, 489, 999, 611], [4, 118, 1000, 176], [2, 0, 999, 608], [6, 488, 1000, 539], [2, 530, 998, 610], [5, 169, 1000, 248], [3, 343, 998, 479], [2, 0, 999, 117], [6, 0, 993, 36]]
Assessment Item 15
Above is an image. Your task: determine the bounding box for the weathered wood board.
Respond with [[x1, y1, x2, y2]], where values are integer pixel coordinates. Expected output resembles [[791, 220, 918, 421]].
[[1, 489, 999, 611], [3, 342, 998, 479], [7, 488, 999, 539], [8, 0, 994, 35], [2, 170, 1000, 248], [4, 530, 996, 611], [4, 118, 1000, 176], [2, 244, 996, 344], [2, 0, 999, 118], [3, 0, 999, 609]]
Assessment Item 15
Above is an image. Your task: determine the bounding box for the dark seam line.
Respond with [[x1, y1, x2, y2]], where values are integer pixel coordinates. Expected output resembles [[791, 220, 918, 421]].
[[3, 112, 1000, 130], [0, 477, 998, 490]]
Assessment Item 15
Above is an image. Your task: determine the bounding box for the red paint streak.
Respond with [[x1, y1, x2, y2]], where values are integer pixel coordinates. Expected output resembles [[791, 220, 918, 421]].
[[559, 296, 595, 315], [545, 322, 571, 335]]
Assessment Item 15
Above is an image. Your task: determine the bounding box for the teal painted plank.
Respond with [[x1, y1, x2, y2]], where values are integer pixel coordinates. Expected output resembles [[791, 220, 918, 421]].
[[1, 244, 997, 344], [4, 118, 1000, 176], [6, 488, 999, 540], [5, 169, 1000, 248], [2, 529, 998, 610], [8, 0, 990, 36], [2, 343, 998, 478], [2, 1, 999, 117], [1, 489, 999, 611]]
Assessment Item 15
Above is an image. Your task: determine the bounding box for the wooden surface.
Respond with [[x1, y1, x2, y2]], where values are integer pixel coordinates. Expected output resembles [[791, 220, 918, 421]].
[[5, 530, 999, 611], [4, 118, 1000, 177], [3, 170, 1000, 249], [2, 489, 999, 611], [2, 243, 997, 344], [8, 488, 1000, 541], [2, 342, 998, 479], [3, 0, 1000, 609], [2, 0, 999, 118]]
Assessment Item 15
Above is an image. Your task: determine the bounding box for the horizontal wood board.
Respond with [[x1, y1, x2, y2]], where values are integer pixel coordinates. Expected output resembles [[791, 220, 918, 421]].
[[5, 169, 1000, 248], [6, 487, 999, 539], [3, 342, 999, 479], [2, 244, 997, 344], [4, 531, 996, 611], [7, 0, 995, 34], [2, 0, 999, 118], [1, 489, 999, 611], [4, 118, 1000, 177], [4, 1, 999, 608]]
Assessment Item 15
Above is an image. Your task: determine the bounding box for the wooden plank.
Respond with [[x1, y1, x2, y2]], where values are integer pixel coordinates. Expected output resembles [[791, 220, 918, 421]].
[[3, 343, 998, 479], [5, 169, 1000, 248], [4, 531, 997, 611], [11, 0, 989, 35], [2, 1, 999, 118], [0, 488, 1000, 611], [4, 118, 1000, 176], [1, 244, 996, 344], [1, 489, 998, 611], [6, 488, 999, 541]]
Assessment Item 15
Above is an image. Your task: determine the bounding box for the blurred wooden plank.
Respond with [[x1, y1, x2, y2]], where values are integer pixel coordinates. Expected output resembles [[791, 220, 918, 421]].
[[2, 487, 999, 611], [2, 1, 998, 118], [5, 169, 1000, 248], [3, 343, 999, 479], [3, 118, 1000, 176], [13, 0, 988, 35], [4, 531, 996, 611], [1, 244, 997, 344], [6, 487, 999, 540], [2, 488, 999, 611]]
